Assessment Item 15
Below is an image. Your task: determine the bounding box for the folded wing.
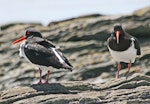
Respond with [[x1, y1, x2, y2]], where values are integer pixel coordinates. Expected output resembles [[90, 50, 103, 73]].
[[24, 39, 73, 70]]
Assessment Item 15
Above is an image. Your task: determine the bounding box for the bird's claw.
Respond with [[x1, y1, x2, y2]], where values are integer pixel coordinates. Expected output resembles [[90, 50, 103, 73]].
[[37, 81, 43, 84]]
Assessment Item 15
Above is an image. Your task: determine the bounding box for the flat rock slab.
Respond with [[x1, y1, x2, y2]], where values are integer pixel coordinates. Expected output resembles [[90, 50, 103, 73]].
[[0, 74, 150, 104]]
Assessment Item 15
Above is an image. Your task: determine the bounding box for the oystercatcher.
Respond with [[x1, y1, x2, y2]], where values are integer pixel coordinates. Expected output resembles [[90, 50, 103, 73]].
[[107, 23, 141, 79], [12, 29, 73, 84]]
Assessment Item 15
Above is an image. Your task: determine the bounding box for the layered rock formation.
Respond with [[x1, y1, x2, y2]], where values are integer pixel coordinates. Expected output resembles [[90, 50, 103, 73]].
[[0, 74, 150, 104], [0, 6, 150, 103]]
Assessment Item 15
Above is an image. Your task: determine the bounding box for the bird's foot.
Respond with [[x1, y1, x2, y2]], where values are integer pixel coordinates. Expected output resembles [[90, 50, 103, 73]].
[[37, 82, 43, 84], [36, 81, 43, 84], [124, 71, 130, 80], [33, 79, 43, 85], [115, 75, 119, 79], [125, 73, 130, 80], [44, 79, 49, 84]]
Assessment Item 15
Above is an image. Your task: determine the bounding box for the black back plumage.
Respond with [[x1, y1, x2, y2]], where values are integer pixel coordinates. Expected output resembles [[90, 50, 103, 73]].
[[23, 30, 73, 70]]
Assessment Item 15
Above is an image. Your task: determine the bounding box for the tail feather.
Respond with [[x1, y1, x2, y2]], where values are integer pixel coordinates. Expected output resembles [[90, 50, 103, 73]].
[[63, 62, 73, 71]]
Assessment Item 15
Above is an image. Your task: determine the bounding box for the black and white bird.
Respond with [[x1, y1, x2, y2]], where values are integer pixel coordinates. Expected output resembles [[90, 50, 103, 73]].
[[12, 29, 73, 84], [107, 23, 141, 79]]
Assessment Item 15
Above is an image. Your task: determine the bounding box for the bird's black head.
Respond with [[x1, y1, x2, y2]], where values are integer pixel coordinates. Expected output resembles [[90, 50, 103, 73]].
[[12, 29, 43, 44], [113, 23, 123, 32], [113, 23, 124, 44], [25, 29, 42, 38]]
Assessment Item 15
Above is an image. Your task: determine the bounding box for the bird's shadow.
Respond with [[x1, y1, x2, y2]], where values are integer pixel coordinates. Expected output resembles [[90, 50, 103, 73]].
[[30, 83, 77, 94]]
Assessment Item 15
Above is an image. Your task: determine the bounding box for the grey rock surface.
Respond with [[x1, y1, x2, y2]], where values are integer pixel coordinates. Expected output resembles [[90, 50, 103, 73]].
[[0, 74, 150, 104]]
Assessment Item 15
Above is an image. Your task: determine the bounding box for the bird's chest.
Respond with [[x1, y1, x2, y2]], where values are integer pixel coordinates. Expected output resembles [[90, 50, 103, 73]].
[[108, 39, 131, 51], [108, 39, 137, 63], [19, 42, 26, 57]]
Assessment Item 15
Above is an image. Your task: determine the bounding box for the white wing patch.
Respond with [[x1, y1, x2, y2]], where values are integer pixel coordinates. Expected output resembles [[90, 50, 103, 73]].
[[52, 48, 64, 64]]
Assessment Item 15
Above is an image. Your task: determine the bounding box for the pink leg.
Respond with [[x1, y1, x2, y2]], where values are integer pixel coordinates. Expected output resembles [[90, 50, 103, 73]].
[[36, 68, 43, 84], [116, 62, 121, 79], [126, 61, 131, 79], [44, 71, 50, 84]]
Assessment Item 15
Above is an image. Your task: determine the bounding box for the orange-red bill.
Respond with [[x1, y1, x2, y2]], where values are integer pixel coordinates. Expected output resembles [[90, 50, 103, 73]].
[[116, 31, 120, 44], [12, 35, 26, 44]]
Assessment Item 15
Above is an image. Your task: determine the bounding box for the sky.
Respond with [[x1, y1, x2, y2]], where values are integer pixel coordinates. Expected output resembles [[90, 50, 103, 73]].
[[0, 0, 150, 25]]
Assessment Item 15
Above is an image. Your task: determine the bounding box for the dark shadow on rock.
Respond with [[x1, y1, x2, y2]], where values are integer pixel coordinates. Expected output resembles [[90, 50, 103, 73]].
[[145, 71, 150, 76], [140, 54, 150, 60], [30, 83, 76, 94]]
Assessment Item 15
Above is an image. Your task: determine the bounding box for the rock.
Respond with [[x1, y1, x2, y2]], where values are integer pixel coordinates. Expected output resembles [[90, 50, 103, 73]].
[[133, 6, 150, 16], [1, 23, 42, 30], [0, 6, 150, 91], [0, 74, 150, 104]]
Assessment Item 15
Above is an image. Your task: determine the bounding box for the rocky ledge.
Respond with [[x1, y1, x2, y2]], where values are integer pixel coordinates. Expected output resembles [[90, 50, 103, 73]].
[[0, 74, 150, 104]]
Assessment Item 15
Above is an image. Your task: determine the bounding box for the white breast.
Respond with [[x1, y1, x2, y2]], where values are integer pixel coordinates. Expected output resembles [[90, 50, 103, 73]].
[[19, 42, 26, 58], [108, 38, 137, 63]]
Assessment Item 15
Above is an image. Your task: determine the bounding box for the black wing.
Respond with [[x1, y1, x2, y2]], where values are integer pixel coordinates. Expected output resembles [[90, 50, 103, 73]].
[[125, 33, 141, 55], [37, 38, 73, 68], [24, 43, 64, 69], [25, 37, 72, 70], [134, 38, 141, 55]]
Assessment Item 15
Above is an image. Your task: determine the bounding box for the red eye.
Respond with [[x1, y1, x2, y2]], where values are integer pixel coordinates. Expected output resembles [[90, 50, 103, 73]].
[[27, 31, 30, 34]]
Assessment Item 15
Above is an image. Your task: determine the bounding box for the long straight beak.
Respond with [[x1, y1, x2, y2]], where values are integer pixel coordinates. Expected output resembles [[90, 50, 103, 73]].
[[12, 35, 26, 44], [116, 31, 120, 44]]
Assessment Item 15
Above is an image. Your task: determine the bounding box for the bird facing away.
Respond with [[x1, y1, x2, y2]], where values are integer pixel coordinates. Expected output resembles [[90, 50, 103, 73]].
[[107, 23, 141, 79], [12, 29, 73, 84]]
